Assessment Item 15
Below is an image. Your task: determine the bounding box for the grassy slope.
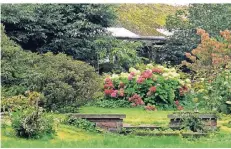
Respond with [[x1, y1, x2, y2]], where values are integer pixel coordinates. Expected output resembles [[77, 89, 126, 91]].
[[1, 106, 231, 148], [115, 4, 184, 36]]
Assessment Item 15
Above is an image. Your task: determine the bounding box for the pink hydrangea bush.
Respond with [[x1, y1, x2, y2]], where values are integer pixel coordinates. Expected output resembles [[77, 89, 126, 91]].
[[103, 64, 191, 108]]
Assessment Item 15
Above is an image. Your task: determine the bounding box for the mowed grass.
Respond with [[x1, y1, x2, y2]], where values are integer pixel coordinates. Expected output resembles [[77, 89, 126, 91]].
[[2, 125, 231, 148], [79, 106, 172, 126], [1, 106, 231, 148]]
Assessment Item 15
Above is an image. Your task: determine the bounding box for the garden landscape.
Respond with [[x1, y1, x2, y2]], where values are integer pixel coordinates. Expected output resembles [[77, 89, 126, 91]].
[[1, 3, 231, 148]]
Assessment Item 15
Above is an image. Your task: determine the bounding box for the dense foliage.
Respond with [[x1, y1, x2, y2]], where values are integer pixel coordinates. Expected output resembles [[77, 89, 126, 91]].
[[178, 29, 231, 114], [8, 92, 56, 139], [1, 4, 116, 66], [11, 108, 55, 138], [181, 29, 231, 80], [158, 4, 231, 65], [204, 70, 231, 114], [65, 117, 98, 132], [94, 99, 131, 108], [1, 25, 102, 112], [102, 64, 191, 109], [94, 37, 143, 73]]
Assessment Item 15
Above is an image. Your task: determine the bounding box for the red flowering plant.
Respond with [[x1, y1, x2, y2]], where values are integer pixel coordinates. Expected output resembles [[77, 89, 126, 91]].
[[103, 64, 191, 108]]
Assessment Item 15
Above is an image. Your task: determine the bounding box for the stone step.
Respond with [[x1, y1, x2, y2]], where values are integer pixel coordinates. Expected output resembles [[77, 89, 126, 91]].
[[123, 124, 162, 130], [134, 132, 208, 137]]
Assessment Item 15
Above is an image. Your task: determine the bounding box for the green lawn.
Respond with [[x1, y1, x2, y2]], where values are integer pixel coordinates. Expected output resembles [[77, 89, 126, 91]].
[[79, 106, 172, 126], [1, 106, 231, 148]]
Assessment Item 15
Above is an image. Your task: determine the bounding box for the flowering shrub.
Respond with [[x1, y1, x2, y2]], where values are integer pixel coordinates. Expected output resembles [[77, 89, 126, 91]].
[[180, 29, 231, 113], [103, 64, 191, 108], [182, 29, 231, 80]]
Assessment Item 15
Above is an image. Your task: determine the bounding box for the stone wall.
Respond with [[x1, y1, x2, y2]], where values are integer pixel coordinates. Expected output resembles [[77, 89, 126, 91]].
[[168, 113, 217, 130], [70, 114, 126, 132]]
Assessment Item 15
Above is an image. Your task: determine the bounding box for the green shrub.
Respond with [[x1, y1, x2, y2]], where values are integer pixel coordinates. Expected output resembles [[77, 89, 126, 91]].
[[65, 117, 97, 132], [11, 108, 55, 139], [181, 114, 204, 132], [1, 95, 28, 112], [103, 64, 191, 109], [26, 52, 103, 112], [204, 70, 231, 114], [1, 25, 102, 112], [94, 99, 131, 108]]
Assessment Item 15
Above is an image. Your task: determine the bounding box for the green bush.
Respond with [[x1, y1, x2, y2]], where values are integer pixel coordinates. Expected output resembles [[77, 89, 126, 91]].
[[103, 64, 191, 109], [11, 108, 55, 139], [26, 52, 103, 111], [1, 95, 28, 112], [94, 99, 131, 108], [204, 70, 231, 114], [65, 117, 97, 132], [1, 24, 102, 112], [181, 114, 204, 132]]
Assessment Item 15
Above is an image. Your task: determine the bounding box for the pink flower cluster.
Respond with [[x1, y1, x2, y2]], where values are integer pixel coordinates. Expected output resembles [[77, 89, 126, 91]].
[[128, 94, 144, 106], [136, 70, 154, 84], [104, 78, 114, 89], [104, 78, 125, 98], [152, 68, 163, 74], [137, 77, 145, 84], [141, 70, 153, 79], [128, 72, 136, 80], [147, 86, 157, 96]]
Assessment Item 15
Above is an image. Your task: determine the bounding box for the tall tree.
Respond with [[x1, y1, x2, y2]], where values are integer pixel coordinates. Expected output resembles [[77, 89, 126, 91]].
[[1, 4, 116, 65]]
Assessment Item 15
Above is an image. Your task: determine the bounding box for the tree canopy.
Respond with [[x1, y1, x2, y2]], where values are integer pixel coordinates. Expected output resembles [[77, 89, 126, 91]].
[[1, 4, 116, 65], [159, 4, 231, 65]]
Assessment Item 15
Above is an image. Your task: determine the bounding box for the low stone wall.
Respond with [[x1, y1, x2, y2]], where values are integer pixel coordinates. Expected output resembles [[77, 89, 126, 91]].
[[168, 113, 217, 130], [70, 114, 126, 132]]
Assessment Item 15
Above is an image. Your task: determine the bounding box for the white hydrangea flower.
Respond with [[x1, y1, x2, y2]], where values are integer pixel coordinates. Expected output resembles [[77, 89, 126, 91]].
[[146, 63, 154, 69], [163, 68, 169, 72], [170, 68, 176, 72], [111, 74, 119, 79], [129, 67, 137, 73], [162, 73, 168, 78], [120, 72, 129, 78]]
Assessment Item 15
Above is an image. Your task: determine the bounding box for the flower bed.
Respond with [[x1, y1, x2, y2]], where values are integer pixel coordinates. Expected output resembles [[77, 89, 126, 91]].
[[103, 64, 191, 109]]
